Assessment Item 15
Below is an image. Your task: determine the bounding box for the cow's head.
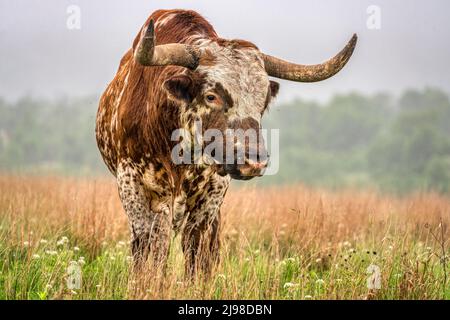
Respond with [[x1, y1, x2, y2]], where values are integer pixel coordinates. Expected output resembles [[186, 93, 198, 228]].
[[135, 20, 357, 180]]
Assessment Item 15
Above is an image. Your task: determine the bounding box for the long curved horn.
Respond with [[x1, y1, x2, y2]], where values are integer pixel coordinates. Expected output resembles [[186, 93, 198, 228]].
[[134, 20, 200, 70], [263, 34, 357, 82]]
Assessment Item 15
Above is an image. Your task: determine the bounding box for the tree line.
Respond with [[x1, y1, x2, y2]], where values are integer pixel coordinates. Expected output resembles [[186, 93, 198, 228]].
[[1, 88, 449, 194]]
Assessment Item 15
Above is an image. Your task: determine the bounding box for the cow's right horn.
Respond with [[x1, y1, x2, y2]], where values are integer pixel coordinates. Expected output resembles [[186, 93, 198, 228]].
[[134, 19, 200, 70]]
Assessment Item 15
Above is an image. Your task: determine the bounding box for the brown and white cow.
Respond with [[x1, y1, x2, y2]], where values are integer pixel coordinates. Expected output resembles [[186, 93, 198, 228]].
[[96, 9, 356, 276]]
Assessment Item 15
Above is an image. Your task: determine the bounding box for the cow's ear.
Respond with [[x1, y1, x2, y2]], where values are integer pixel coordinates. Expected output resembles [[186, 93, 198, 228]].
[[164, 75, 194, 102], [269, 80, 280, 98]]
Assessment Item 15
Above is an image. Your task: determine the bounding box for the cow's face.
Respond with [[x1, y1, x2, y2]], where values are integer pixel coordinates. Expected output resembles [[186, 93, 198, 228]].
[[164, 41, 279, 180], [135, 19, 356, 179]]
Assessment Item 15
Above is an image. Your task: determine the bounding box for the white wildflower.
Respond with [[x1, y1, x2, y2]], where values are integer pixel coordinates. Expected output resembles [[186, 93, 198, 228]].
[[56, 236, 69, 246], [32, 254, 40, 259], [315, 279, 325, 286], [283, 282, 299, 289], [217, 274, 226, 280]]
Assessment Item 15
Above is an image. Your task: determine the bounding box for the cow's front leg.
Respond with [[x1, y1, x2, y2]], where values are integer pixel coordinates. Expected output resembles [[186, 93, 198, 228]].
[[182, 174, 229, 278], [116, 164, 171, 273], [182, 212, 221, 278]]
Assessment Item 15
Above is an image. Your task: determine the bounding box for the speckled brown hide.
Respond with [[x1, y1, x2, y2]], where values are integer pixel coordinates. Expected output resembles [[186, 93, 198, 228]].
[[96, 7, 357, 277], [96, 9, 278, 277]]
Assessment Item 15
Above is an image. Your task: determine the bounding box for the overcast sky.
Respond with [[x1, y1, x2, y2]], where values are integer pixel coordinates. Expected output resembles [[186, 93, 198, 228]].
[[1, 0, 450, 103]]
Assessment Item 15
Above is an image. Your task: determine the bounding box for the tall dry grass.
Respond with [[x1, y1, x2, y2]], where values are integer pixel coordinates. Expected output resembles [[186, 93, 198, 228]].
[[0, 175, 448, 299]]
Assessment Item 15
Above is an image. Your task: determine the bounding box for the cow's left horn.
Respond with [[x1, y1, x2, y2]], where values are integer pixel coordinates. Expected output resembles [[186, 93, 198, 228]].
[[134, 19, 200, 70], [263, 34, 357, 82]]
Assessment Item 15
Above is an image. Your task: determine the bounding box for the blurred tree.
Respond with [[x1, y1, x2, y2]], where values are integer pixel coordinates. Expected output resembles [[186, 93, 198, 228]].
[[367, 88, 450, 193], [1, 88, 449, 194]]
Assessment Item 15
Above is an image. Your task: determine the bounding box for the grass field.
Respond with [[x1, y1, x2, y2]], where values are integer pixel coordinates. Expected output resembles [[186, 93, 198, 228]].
[[0, 175, 448, 300]]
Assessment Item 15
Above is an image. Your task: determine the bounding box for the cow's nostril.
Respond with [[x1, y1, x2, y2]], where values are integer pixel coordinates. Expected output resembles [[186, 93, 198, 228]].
[[258, 161, 269, 169], [245, 158, 268, 170]]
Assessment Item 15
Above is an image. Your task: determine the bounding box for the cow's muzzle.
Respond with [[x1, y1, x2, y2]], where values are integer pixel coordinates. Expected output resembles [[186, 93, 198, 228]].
[[220, 149, 269, 180]]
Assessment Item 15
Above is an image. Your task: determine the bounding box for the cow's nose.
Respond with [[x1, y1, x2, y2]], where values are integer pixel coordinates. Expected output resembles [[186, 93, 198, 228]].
[[245, 157, 269, 170]]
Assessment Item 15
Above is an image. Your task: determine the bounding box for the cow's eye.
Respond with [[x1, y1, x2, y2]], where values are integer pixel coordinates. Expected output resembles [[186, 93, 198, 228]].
[[206, 94, 216, 102]]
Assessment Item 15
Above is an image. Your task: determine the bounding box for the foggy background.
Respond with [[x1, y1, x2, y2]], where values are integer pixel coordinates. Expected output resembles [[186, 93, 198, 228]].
[[1, 0, 450, 102], [1, 0, 450, 193]]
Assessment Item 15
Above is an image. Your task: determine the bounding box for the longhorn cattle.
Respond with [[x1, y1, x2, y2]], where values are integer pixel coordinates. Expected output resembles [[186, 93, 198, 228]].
[[96, 9, 357, 277]]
